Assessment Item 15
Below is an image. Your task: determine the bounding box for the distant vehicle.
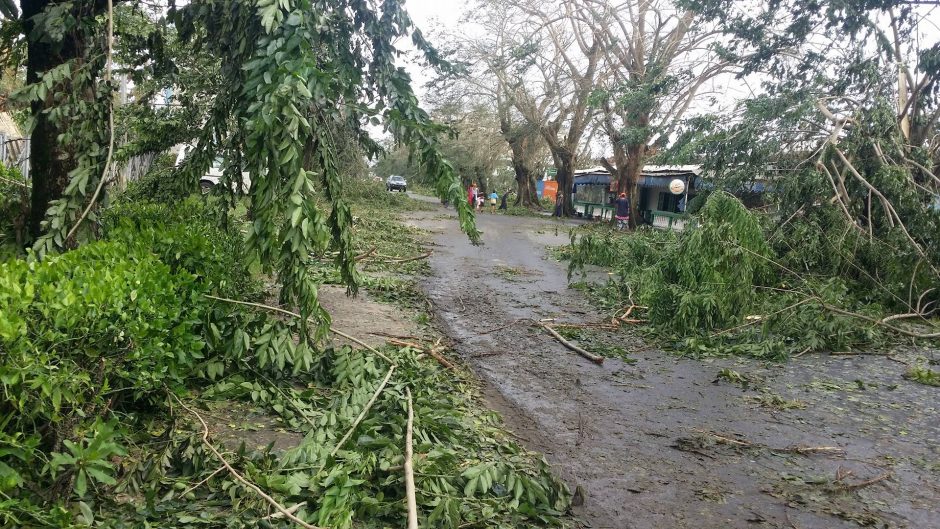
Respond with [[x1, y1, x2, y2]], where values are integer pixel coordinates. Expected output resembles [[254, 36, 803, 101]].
[[174, 145, 250, 194], [386, 175, 407, 192]]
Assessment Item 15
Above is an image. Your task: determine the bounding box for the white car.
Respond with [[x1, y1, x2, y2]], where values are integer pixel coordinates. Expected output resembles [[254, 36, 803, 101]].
[[174, 145, 250, 194], [386, 175, 407, 192]]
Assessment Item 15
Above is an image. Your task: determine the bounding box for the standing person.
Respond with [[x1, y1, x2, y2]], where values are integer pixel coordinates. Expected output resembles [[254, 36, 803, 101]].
[[552, 192, 564, 217], [498, 189, 511, 210], [614, 192, 631, 230], [475, 193, 484, 212], [467, 183, 477, 207], [488, 190, 499, 213]]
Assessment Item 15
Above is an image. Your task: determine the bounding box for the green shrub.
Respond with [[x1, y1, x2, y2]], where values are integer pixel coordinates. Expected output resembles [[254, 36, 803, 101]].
[[102, 197, 260, 299], [0, 239, 313, 508], [0, 242, 206, 496], [565, 192, 899, 359], [121, 152, 192, 203]]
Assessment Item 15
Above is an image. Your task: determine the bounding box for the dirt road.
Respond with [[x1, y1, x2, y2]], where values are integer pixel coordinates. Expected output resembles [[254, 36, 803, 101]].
[[406, 196, 939, 529]]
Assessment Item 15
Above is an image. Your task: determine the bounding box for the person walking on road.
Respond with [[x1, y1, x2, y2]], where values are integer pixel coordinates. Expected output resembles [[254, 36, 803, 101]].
[[614, 192, 631, 230], [498, 189, 511, 211], [552, 192, 564, 217], [488, 190, 499, 213]]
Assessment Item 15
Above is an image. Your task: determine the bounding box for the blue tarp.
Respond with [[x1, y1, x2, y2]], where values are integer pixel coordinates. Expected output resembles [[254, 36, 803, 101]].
[[572, 173, 610, 186]]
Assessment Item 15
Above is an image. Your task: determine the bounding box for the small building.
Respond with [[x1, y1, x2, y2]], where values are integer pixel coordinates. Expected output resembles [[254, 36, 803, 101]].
[[571, 165, 702, 229]]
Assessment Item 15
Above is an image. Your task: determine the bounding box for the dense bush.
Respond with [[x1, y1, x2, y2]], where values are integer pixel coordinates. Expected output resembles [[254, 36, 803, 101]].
[[646, 191, 771, 332], [0, 199, 315, 519], [102, 197, 260, 299], [120, 152, 192, 203], [0, 242, 207, 500]]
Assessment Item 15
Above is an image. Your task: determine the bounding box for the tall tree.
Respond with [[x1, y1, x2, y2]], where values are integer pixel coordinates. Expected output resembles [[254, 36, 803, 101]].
[[501, 0, 604, 215], [11, 1, 112, 239], [583, 0, 732, 226], [430, 3, 548, 208]]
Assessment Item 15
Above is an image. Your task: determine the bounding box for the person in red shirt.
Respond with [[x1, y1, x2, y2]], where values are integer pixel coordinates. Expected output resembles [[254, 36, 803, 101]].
[[614, 192, 630, 230]]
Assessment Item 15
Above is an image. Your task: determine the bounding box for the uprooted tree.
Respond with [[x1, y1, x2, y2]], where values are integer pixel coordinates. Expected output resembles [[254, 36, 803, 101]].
[[677, 0, 940, 311], [564, 0, 940, 356]]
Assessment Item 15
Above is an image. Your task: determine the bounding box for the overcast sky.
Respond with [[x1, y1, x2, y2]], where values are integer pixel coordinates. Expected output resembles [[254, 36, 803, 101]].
[[398, 1, 940, 158]]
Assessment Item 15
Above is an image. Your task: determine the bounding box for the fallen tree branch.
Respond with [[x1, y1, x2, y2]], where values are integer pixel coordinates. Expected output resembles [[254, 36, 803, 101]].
[[821, 302, 940, 339], [688, 429, 846, 457], [265, 502, 307, 520], [170, 393, 323, 529], [404, 387, 418, 529], [781, 445, 845, 456], [376, 251, 433, 263], [539, 323, 604, 365], [550, 322, 620, 330], [368, 331, 424, 341], [330, 365, 396, 457], [356, 247, 377, 261], [384, 338, 456, 370], [203, 294, 395, 366], [426, 346, 456, 371], [712, 298, 815, 337], [329, 326, 395, 366]]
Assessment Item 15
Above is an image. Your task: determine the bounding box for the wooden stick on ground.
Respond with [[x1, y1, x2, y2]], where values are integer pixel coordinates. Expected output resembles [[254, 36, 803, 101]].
[[841, 472, 891, 491], [376, 251, 433, 263], [330, 365, 396, 457], [170, 393, 322, 529], [539, 323, 604, 365], [404, 387, 419, 529], [180, 464, 225, 497], [330, 327, 395, 366], [265, 502, 308, 520], [355, 247, 377, 261], [425, 346, 456, 371]]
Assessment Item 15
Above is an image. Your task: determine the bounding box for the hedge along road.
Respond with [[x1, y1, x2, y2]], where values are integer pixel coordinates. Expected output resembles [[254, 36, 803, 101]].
[[404, 193, 940, 529]]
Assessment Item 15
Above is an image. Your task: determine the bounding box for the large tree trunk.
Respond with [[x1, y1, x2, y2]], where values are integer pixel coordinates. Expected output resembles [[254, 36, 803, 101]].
[[551, 149, 575, 216], [602, 141, 643, 228], [509, 138, 540, 208], [620, 145, 643, 228], [23, 0, 84, 239], [20, 0, 101, 238]]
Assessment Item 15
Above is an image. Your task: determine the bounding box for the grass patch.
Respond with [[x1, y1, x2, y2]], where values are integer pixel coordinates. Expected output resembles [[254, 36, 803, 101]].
[[903, 364, 940, 387]]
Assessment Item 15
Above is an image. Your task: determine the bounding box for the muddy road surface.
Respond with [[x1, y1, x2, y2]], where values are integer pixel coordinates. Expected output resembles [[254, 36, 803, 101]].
[[405, 195, 939, 529]]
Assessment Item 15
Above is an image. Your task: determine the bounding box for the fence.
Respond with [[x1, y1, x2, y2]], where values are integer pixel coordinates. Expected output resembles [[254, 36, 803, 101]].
[[0, 133, 156, 186], [0, 134, 30, 179]]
